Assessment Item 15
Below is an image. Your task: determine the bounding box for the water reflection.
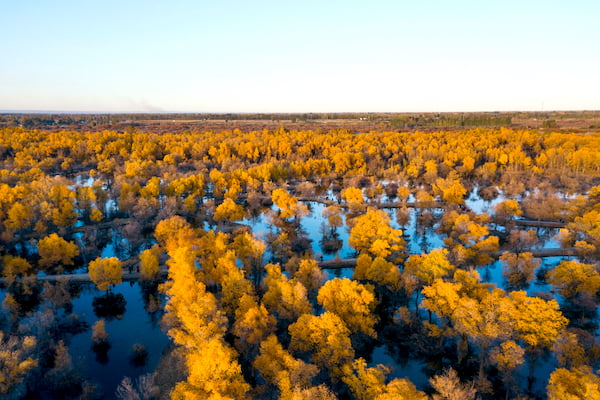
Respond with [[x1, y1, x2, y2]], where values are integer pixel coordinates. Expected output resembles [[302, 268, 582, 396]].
[[68, 282, 169, 398], [92, 292, 127, 320]]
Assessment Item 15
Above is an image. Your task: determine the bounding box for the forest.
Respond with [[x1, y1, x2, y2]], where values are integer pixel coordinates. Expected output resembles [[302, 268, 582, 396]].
[[1, 125, 600, 399]]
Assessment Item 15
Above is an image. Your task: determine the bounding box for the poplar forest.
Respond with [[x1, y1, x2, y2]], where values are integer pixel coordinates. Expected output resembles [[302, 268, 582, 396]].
[[2, 122, 600, 400]]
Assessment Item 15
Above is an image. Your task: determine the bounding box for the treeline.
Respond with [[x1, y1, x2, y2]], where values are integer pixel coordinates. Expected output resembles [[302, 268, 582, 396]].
[[3, 110, 600, 131], [390, 114, 512, 129]]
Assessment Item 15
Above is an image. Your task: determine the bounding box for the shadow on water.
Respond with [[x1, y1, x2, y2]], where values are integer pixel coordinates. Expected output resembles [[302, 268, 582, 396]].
[[92, 292, 127, 320], [68, 281, 170, 398]]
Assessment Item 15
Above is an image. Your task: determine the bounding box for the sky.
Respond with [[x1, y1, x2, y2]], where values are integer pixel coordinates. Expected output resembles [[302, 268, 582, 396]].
[[1, 0, 599, 113]]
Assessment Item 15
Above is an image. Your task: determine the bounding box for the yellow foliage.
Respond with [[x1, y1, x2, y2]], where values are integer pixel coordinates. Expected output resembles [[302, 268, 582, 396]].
[[547, 366, 600, 400], [172, 338, 250, 400], [317, 278, 378, 338], [548, 260, 600, 299], [88, 257, 123, 291], [349, 209, 405, 262], [214, 198, 245, 223], [37, 233, 79, 269], [341, 358, 389, 400], [0, 331, 38, 395], [139, 246, 162, 281], [509, 290, 568, 349], [254, 335, 319, 393], [91, 319, 109, 344], [405, 248, 454, 287], [289, 312, 355, 378], [353, 254, 401, 291], [272, 188, 300, 219], [263, 264, 311, 323], [154, 216, 198, 253]]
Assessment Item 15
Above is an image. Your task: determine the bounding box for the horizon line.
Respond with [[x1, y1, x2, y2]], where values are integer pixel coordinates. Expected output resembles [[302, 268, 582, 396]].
[[2, 109, 600, 115]]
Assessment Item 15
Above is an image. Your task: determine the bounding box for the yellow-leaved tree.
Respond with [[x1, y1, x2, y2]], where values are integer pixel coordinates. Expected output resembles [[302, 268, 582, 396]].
[[88, 257, 123, 292], [348, 209, 406, 263], [213, 198, 246, 224], [139, 245, 162, 281], [317, 278, 378, 338], [0, 331, 37, 397], [254, 335, 320, 398], [163, 247, 250, 399], [288, 311, 355, 379], [37, 233, 79, 271], [262, 263, 311, 324], [547, 366, 600, 400]]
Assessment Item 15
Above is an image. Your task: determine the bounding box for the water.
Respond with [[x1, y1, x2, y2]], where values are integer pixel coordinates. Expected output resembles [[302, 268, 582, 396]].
[[370, 345, 430, 388], [68, 282, 169, 398], [0, 282, 169, 399]]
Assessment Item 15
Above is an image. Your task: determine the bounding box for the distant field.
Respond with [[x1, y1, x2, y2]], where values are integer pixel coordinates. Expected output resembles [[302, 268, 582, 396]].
[[2, 111, 600, 132]]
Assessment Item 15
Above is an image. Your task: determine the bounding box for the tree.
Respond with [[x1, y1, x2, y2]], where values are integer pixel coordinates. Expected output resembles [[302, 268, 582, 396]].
[[213, 198, 246, 224], [322, 205, 344, 234], [429, 369, 477, 400], [499, 252, 540, 289], [349, 209, 406, 262], [231, 232, 266, 288], [232, 295, 276, 350], [1, 256, 33, 286], [317, 278, 378, 338], [91, 319, 109, 344], [139, 246, 161, 281], [37, 233, 79, 271], [342, 187, 365, 213], [404, 248, 454, 289], [353, 254, 402, 292], [154, 216, 198, 254], [507, 229, 538, 254], [272, 188, 308, 221], [254, 335, 319, 397], [341, 358, 389, 400], [216, 251, 254, 316], [548, 260, 600, 300], [163, 247, 250, 399], [288, 312, 355, 379], [421, 279, 462, 323], [171, 338, 250, 400], [451, 288, 515, 379], [509, 290, 568, 351], [374, 378, 427, 400], [293, 259, 326, 299], [5, 202, 32, 233], [262, 264, 311, 324], [49, 184, 78, 228], [433, 176, 467, 206], [162, 247, 228, 348], [0, 331, 37, 397], [88, 257, 123, 292], [492, 199, 522, 228], [547, 366, 600, 400], [115, 374, 159, 400], [439, 211, 499, 267], [553, 330, 586, 369], [490, 340, 525, 399]]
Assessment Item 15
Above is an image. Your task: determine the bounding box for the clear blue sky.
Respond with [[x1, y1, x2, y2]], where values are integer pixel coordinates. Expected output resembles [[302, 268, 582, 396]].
[[1, 0, 599, 113]]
